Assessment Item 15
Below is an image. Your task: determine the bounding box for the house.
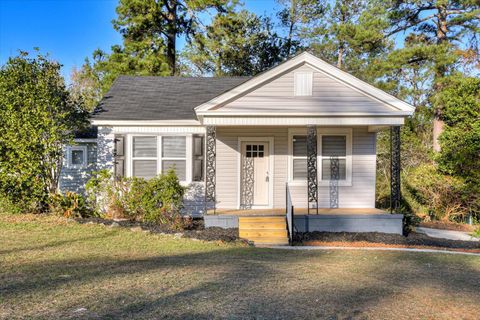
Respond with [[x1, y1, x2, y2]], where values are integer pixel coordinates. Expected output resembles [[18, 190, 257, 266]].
[[62, 52, 414, 245]]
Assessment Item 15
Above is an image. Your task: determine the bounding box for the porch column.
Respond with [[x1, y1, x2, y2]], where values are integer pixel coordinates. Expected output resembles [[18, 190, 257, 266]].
[[390, 126, 401, 214], [205, 126, 216, 214], [307, 125, 318, 214]]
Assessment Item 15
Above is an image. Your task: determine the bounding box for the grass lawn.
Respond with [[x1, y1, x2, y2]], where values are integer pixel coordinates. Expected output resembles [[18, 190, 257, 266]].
[[1, 214, 480, 320]]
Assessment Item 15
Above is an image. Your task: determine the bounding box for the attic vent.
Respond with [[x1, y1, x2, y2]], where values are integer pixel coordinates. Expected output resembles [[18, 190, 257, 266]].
[[294, 72, 313, 96]]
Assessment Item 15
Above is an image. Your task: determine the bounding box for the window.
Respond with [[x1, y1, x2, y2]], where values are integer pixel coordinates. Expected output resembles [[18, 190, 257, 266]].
[[132, 136, 157, 179], [161, 136, 186, 181], [318, 128, 352, 185], [294, 72, 313, 96], [67, 146, 87, 168], [289, 128, 352, 185], [321, 136, 346, 180], [292, 135, 307, 180], [128, 135, 195, 182]]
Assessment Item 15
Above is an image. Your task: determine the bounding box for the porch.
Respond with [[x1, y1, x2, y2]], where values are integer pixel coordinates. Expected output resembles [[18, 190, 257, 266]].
[[204, 208, 404, 239]]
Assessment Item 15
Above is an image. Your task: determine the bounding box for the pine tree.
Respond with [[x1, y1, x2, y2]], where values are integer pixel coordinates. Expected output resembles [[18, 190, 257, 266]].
[[184, 10, 295, 76], [113, 0, 235, 75], [386, 0, 480, 151]]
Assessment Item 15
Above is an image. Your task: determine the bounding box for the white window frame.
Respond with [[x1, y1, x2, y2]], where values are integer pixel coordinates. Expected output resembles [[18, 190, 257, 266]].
[[160, 135, 190, 182], [131, 135, 158, 179], [288, 128, 352, 187], [318, 128, 352, 187], [288, 128, 308, 186], [66, 145, 87, 169], [294, 71, 313, 96], [126, 134, 192, 183]]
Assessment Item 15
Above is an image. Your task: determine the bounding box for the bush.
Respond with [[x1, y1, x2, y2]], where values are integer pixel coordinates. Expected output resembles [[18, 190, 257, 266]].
[[48, 191, 94, 218], [86, 169, 187, 228], [402, 164, 471, 222]]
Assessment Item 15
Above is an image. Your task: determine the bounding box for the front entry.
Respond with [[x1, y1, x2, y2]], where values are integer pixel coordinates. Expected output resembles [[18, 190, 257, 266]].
[[240, 141, 270, 208]]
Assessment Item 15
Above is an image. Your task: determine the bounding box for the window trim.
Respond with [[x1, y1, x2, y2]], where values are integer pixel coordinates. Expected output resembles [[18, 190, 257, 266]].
[[131, 135, 158, 179], [318, 128, 352, 187], [161, 136, 188, 182], [288, 128, 352, 187], [66, 145, 87, 169], [126, 134, 192, 183]]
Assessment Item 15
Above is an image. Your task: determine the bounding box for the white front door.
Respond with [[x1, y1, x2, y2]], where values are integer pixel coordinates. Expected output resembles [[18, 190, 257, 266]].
[[241, 141, 270, 207]]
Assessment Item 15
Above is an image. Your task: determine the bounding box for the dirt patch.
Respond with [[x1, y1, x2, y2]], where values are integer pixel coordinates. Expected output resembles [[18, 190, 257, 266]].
[[419, 221, 476, 232], [77, 217, 243, 243], [296, 231, 480, 252]]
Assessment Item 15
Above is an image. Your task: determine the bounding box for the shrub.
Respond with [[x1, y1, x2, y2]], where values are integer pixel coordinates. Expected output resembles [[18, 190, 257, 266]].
[[85, 169, 187, 228], [48, 191, 94, 218], [403, 164, 470, 222]]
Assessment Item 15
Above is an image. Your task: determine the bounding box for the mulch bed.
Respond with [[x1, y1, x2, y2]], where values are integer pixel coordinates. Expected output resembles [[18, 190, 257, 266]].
[[295, 231, 480, 253], [77, 217, 242, 243]]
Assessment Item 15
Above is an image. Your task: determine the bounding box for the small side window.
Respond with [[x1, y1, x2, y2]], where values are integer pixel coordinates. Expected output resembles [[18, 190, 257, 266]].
[[67, 146, 87, 168]]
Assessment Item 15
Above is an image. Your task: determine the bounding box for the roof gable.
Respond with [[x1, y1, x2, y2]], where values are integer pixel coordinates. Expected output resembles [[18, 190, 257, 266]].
[[195, 52, 415, 116]]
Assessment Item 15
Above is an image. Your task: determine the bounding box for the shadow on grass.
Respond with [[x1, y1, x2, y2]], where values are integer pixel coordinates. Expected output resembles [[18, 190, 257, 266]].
[[0, 232, 117, 255], [1, 245, 480, 319]]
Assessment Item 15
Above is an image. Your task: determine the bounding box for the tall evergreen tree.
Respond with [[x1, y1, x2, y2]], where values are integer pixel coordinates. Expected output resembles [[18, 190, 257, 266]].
[[386, 0, 480, 151], [113, 0, 235, 75], [291, 0, 392, 82], [184, 10, 296, 76]]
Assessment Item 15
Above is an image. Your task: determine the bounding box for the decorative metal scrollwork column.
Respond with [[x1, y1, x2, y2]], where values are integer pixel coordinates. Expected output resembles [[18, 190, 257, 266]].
[[205, 126, 216, 214], [390, 126, 401, 214], [307, 126, 318, 214], [241, 156, 254, 209], [329, 156, 339, 208]]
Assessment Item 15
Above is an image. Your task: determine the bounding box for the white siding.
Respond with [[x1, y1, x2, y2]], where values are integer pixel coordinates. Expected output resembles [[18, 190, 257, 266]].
[[216, 126, 376, 209], [216, 65, 397, 114]]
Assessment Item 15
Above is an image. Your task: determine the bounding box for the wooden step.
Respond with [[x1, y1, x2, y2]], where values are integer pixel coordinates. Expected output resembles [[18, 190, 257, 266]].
[[238, 216, 288, 246], [247, 237, 289, 245], [239, 222, 286, 229], [240, 229, 288, 238], [239, 216, 285, 220]]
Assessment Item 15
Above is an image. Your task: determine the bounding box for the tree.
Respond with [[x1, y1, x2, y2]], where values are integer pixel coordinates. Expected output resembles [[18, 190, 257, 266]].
[[0, 51, 87, 211], [72, 43, 171, 111], [184, 10, 295, 76], [113, 0, 235, 75], [292, 0, 392, 83], [436, 75, 480, 181], [276, 0, 327, 57], [386, 0, 480, 151]]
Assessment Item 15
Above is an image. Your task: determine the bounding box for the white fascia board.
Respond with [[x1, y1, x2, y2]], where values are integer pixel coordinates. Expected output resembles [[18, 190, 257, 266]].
[[196, 111, 412, 117], [91, 119, 201, 126], [202, 116, 405, 126], [195, 52, 415, 115]]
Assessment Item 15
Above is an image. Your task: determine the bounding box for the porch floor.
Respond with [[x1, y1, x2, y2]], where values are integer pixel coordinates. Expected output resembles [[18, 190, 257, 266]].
[[207, 208, 388, 216]]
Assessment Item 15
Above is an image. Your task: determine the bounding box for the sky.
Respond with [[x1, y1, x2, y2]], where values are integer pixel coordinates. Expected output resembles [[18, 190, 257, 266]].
[[0, 0, 278, 82]]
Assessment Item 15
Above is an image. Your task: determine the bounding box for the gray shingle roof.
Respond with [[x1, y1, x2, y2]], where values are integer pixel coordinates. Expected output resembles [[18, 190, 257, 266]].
[[92, 76, 251, 121]]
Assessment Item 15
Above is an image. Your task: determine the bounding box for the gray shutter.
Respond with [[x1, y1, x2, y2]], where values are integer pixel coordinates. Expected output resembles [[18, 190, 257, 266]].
[[192, 135, 204, 181], [114, 135, 125, 178]]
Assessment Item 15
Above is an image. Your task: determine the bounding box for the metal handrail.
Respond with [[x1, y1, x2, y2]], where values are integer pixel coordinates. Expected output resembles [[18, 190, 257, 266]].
[[286, 182, 295, 245]]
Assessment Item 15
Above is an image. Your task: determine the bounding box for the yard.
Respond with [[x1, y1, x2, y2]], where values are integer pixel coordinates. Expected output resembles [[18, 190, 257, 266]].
[[1, 214, 480, 320]]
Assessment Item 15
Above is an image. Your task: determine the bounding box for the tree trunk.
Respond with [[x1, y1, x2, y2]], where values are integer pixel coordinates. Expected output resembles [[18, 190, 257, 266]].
[[166, 0, 178, 75], [337, 45, 344, 69], [432, 4, 448, 152]]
